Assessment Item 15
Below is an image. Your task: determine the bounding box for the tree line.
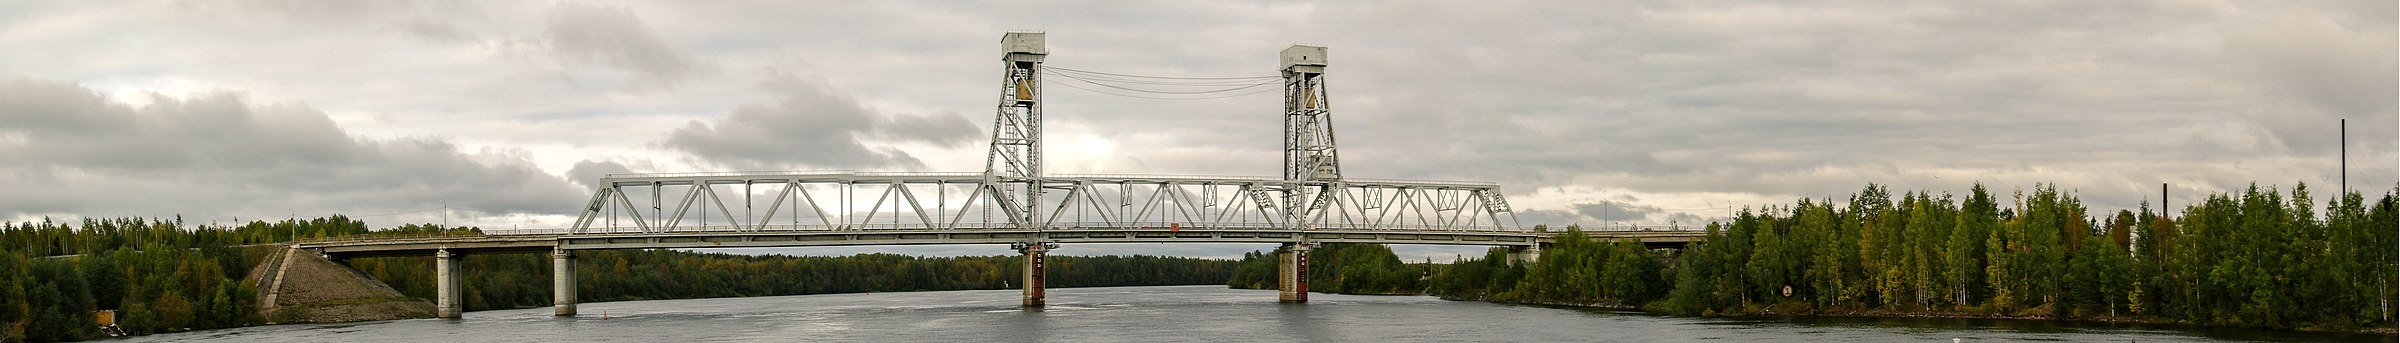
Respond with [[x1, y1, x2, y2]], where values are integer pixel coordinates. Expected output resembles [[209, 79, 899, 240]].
[[351, 245, 1236, 312], [0, 216, 1236, 342], [1227, 243, 1431, 295], [0, 217, 362, 342], [1428, 183, 2399, 332]]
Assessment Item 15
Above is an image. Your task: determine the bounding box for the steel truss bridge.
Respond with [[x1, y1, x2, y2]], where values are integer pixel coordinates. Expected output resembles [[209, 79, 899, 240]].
[[568, 172, 1519, 234], [290, 32, 1702, 320]]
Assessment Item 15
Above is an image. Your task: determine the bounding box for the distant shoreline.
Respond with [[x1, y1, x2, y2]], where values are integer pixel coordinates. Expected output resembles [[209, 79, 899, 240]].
[[1436, 295, 2400, 336]]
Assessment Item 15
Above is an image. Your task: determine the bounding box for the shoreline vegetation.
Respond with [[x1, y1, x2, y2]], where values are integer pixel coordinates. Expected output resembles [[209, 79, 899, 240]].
[[0, 217, 1234, 342], [1250, 182, 2396, 335], [4, 181, 2394, 341]]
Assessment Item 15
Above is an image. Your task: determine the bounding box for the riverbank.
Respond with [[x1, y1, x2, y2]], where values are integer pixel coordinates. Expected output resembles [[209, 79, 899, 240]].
[[250, 246, 434, 324], [126, 285, 2376, 343], [1435, 294, 2399, 336]]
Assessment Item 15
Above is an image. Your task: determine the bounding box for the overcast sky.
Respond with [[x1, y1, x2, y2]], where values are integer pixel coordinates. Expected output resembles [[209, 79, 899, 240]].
[[1, 1, 2392, 260]]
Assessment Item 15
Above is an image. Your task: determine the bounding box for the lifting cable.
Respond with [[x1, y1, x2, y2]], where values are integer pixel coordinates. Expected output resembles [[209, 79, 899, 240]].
[[1039, 65, 1286, 101]]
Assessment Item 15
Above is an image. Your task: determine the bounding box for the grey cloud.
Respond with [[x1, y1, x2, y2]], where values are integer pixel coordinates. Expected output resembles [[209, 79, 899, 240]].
[[2218, 3, 2397, 155], [542, 2, 710, 86], [3, 0, 2388, 247], [879, 110, 982, 146], [1573, 201, 1661, 223], [201, 0, 489, 43], [1514, 200, 1668, 228], [0, 79, 587, 223], [1282, 1, 2397, 214], [587, 1, 2392, 217], [661, 72, 981, 171], [565, 159, 634, 189]]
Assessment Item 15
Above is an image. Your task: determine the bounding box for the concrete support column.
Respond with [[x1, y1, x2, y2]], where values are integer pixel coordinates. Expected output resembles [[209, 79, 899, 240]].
[[435, 248, 462, 319], [553, 249, 577, 316], [1020, 242, 1050, 307], [1278, 243, 1310, 303], [1506, 245, 1542, 265]]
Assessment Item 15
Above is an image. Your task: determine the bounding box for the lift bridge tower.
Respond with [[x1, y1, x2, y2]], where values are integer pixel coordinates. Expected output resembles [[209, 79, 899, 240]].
[[988, 32, 1047, 229], [989, 32, 1053, 307], [1281, 45, 1338, 226]]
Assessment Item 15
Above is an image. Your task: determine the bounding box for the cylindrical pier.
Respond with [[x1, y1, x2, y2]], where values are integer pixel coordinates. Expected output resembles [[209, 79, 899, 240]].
[[553, 249, 577, 316], [1278, 243, 1310, 303], [436, 248, 462, 319]]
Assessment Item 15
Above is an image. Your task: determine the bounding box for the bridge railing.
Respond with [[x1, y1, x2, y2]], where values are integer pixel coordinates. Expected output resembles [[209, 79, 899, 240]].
[[606, 170, 857, 178], [298, 232, 505, 245], [515, 221, 1534, 236], [1340, 177, 1499, 187]]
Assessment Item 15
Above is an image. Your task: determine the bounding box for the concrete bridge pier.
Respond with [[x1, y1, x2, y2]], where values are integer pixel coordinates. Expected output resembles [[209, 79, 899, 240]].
[[1019, 242, 1050, 307], [553, 249, 576, 316], [1278, 243, 1310, 303], [435, 248, 462, 319], [1506, 245, 1541, 265]]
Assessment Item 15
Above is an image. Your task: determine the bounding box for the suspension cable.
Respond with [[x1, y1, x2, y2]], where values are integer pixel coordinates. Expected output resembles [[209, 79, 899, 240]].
[[1035, 65, 1287, 100]]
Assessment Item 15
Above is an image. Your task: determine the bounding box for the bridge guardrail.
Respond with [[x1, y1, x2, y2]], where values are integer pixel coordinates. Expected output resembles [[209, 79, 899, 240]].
[[1339, 177, 1500, 187], [296, 224, 1700, 243], [607, 170, 856, 178], [297, 232, 501, 245], [538, 221, 1544, 236]]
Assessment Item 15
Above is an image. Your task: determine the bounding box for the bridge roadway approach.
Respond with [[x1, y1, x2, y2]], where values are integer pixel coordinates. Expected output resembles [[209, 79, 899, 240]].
[[293, 228, 1703, 319]]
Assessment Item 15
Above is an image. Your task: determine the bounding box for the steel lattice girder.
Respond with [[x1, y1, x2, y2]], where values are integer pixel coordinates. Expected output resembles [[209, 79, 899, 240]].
[[568, 172, 1522, 234]]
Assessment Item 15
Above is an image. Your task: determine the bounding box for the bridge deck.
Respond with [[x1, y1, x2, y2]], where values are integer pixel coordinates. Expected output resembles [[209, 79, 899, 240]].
[[297, 228, 1704, 258]]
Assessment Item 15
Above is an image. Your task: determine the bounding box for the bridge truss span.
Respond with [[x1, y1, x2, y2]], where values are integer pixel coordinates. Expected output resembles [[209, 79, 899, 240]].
[[566, 171, 1524, 234]]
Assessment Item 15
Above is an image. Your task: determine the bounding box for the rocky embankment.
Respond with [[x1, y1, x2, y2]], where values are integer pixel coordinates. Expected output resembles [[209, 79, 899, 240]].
[[247, 247, 433, 324]]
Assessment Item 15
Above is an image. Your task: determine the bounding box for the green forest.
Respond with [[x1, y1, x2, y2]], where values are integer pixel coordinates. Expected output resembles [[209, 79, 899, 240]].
[[0, 216, 381, 341], [0, 216, 1232, 342], [1428, 183, 2399, 332], [349, 243, 1234, 312], [1226, 243, 1432, 295]]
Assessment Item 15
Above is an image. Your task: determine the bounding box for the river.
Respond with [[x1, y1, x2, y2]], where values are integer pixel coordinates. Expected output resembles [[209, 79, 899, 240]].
[[125, 285, 2386, 342]]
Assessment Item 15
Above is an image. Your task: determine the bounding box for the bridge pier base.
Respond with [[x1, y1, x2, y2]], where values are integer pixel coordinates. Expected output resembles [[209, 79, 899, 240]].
[[436, 248, 461, 319], [1278, 243, 1310, 303], [1020, 243, 1049, 307], [553, 249, 576, 316], [1506, 245, 1541, 265]]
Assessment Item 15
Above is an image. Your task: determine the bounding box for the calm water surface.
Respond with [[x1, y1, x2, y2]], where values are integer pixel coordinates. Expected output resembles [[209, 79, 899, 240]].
[[125, 286, 2388, 342]]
